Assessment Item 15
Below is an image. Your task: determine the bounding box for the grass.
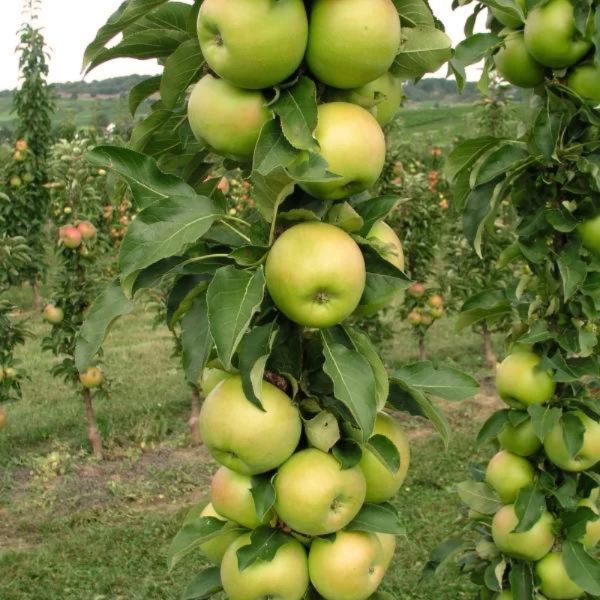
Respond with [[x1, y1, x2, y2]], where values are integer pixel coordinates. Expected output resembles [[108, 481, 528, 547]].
[[0, 283, 503, 599]]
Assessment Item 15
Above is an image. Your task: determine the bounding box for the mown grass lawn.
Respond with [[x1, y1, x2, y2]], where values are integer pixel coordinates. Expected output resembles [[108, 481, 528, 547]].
[[0, 286, 502, 600]]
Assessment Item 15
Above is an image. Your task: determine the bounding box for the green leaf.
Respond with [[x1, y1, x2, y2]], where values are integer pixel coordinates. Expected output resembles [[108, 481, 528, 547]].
[[420, 538, 465, 581], [332, 438, 363, 469], [206, 267, 266, 370], [390, 362, 479, 401], [252, 167, 295, 224], [470, 142, 530, 188], [181, 294, 212, 385], [528, 405, 562, 442], [129, 75, 161, 116], [238, 321, 277, 409], [119, 195, 222, 296], [250, 474, 276, 523], [236, 527, 291, 571], [353, 195, 401, 235], [87, 28, 188, 72], [513, 485, 546, 533], [562, 413, 586, 459], [392, 26, 452, 80], [532, 97, 565, 161], [321, 330, 377, 441], [476, 410, 510, 447], [344, 326, 389, 411], [457, 290, 511, 331], [74, 280, 135, 372], [86, 145, 195, 209], [271, 77, 318, 152], [180, 567, 222, 600], [82, 0, 169, 71], [161, 38, 203, 109], [456, 481, 502, 515], [564, 507, 599, 542], [509, 561, 534, 600], [563, 540, 600, 595], [445, 136, 498, 182], [366, 434, 401, 474], [557, 245, 587, 300], [253, 119, 298, 176], [167, 517, 228, 571], [347, 502, 405, 535], [393, 0, 434, 27]]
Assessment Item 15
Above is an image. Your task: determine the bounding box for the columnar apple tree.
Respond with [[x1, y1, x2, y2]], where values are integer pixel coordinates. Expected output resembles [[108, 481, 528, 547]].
[[75, 1, 478, 598], [428, 1, 600, 598], [42, 139, 112, 459]]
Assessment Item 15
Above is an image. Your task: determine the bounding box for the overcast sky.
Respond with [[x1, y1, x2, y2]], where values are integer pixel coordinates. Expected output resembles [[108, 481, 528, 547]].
[[1, 0, 482, 90]]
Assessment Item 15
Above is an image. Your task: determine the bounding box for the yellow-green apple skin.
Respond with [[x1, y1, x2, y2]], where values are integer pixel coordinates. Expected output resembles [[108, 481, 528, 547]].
[[199, 376, 301, 475], [326, 73, 403, 126], [367, 220, 405, 270], [308, 531, 385, 600], [274, 448, 366, 536], [567, 63, 600, 102], [376, 532, 396, 571], [543, 410, 600, 472], [199, 366, 230, 397], [299, 102, 386, 201], [210, 466, 272, 529], [265, 222, 366, 328], [524, 0, 593, 69], [306, 0, 400, 89], [485, 450, 535, 503], [491, 0, 526, 28], [221, 533, 309, 600], [43, 304, 64, 325], [494, 32, 546, 88], [198, 503, 242, 564], [187, 75, 270, 160], [79, 367, 103, 389], [536, 552, 585, 599], [498, 416, 542, 456], [496, 592, 545, 600], [197, 0, 308, 89], [495, 352, 555, 408], [359, 413, 410, 503], [578, 497, 600, 550], [492, 504, 555, 560], [578, 214, 600, 254]]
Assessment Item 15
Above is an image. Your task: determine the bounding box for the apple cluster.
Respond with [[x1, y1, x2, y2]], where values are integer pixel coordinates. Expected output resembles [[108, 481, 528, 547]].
[[6, 138, 33, 189], [58, 221, 97, 251], [194, 370, 409, 600], [406, 284, 445, 328], [473, 351, 600, 599], [492, 0, 600, 102]]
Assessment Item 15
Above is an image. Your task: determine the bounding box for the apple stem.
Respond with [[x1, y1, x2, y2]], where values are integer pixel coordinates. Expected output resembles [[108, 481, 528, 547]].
[[418, 336, 427, 361], [482, 323, 497, 370], [82, 387, 103, 459]]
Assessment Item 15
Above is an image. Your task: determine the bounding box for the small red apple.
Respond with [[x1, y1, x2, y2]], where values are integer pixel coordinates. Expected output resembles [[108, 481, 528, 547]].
[[15, 139, 28, 152], [420, 314, 433, 326], [430, 306, 444, 319], [77, 221, 97, 241], [428, 295, 444, 309], [79, 367, 104, 389], [407, 282, 426, 298], [217, 176, 230, 194], [59, 225, 82, 249], [43, 304, 64, 325], [408, 310, 422, 326]]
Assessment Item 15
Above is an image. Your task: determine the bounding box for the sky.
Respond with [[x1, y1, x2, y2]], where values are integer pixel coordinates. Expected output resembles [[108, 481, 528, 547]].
[[0, 0, 482, 91]]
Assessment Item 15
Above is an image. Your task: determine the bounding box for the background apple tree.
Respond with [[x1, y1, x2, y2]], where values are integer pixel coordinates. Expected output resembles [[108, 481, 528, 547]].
[[426, 1, 600, 598], [73, 0, 480, 598]]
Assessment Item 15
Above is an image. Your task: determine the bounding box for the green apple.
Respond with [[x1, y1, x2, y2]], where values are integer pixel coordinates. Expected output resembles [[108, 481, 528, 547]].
[[187, 75, 270, 160], [199, 360, 231, 396], [492, 504, 555, 561], [578, 214, 600, 254], [221, 533, 309, 600], [495, 592, 544, 600], [359, 413, 410, 503], [265, 222, 366, 328], [198, 503, 242, 564], [494, 32, 546, 88], [543, 410, 600, 472], [367, 220, 405, 270], [43, 304, 64, 325], [498, 417, 542, 457], [485, 450, 535, 503], [300, 102, 386, 201], [309, 531, 385, 600], [274, 448, 366, 536], [197, 0, 308, 89], [79, 367, 103, 389], [568, 63, 600, 103], [495, 352, 555, 408], [524, 0, 593, 69], [210, 466, 273, 529], [306, 0, 400, 89], [376, 532, 396, 571], [536, 552, 584, 599], [491, 0, 526, 29], [326, 72, 403, 126], [199, 375, 301, 475], [578, 496, 600, 550]]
